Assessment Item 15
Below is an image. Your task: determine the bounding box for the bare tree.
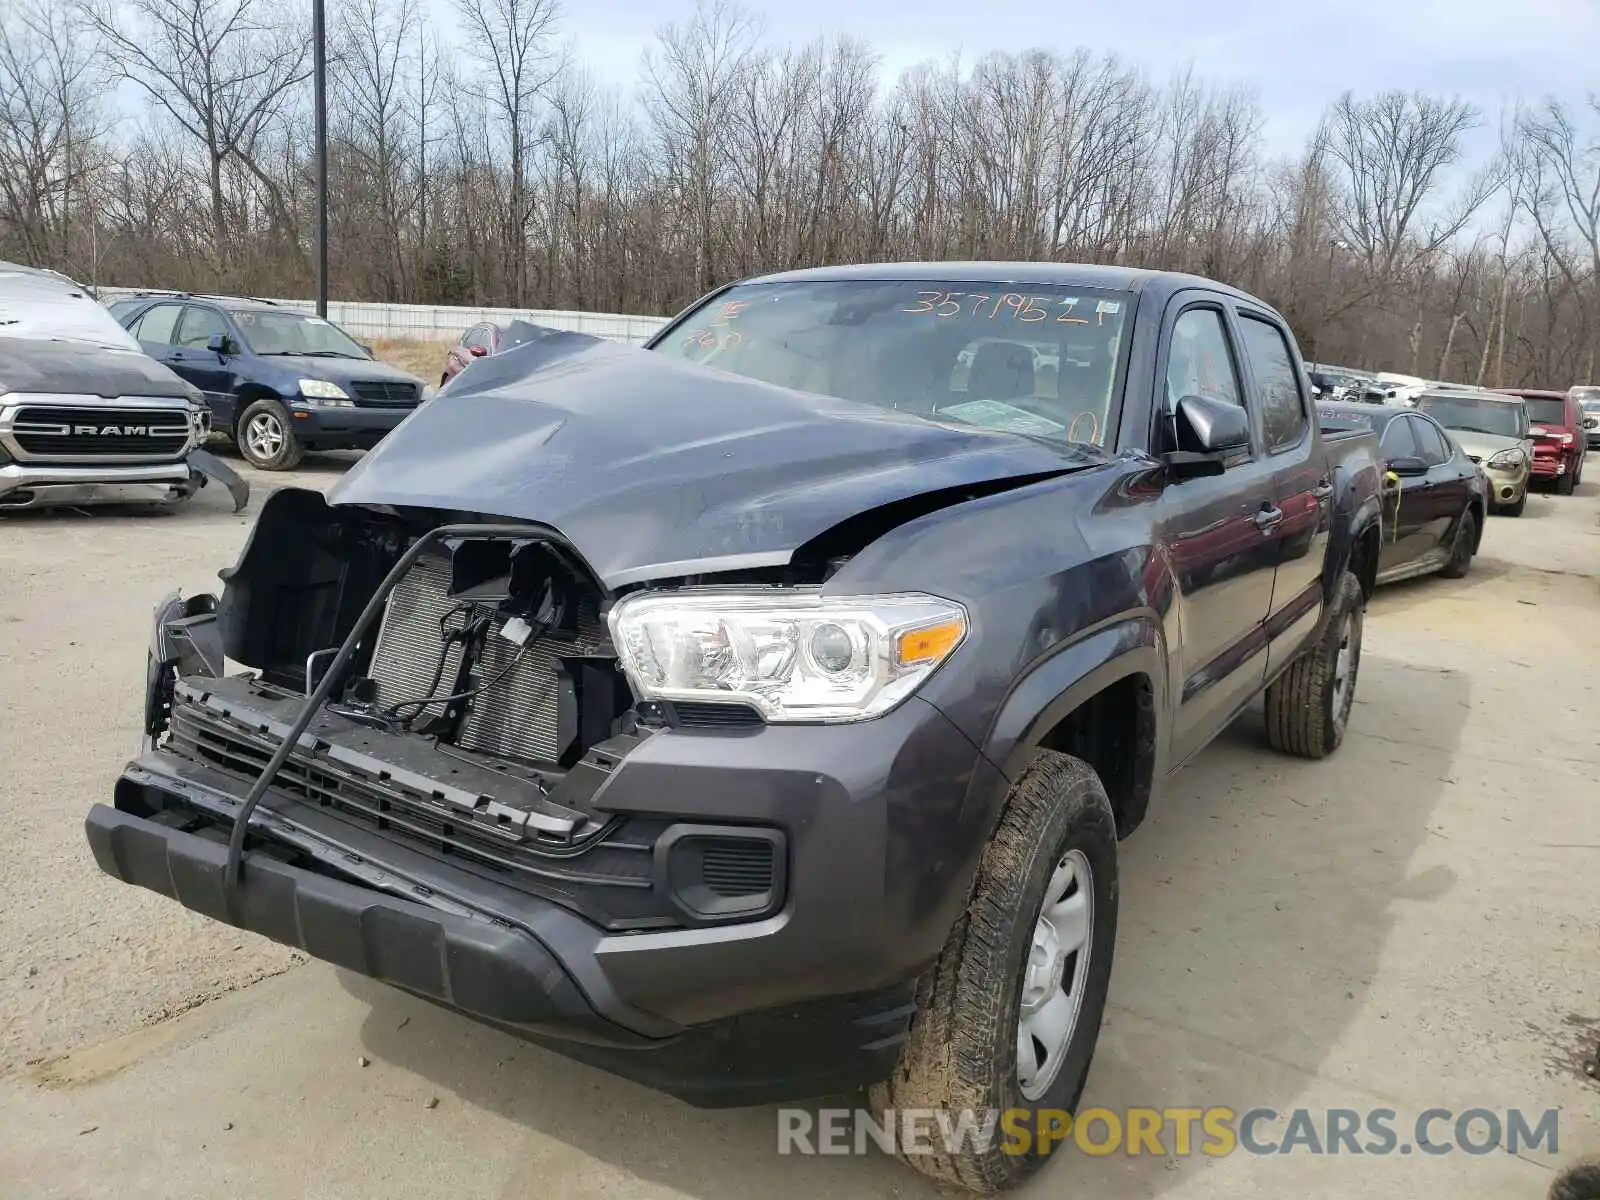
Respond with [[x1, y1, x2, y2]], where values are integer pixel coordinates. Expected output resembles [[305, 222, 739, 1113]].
[[1517, 96, 1600, 380], [642, 0, 760, 297], [0, 0, 105, 270], [78, 0, 309, 270], [453, 0, 564, 305]]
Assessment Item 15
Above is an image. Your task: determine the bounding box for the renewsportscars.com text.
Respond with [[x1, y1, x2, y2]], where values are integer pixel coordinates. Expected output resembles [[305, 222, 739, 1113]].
[[777, 1106, 1561, 1158]]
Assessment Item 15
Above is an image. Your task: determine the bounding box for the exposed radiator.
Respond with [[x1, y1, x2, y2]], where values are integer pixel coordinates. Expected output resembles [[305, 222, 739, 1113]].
[[366, 554, 605, 763]]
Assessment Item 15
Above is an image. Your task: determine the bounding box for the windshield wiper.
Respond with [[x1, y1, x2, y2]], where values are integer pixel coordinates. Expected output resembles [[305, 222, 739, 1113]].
[[298, 349, 362, 358]]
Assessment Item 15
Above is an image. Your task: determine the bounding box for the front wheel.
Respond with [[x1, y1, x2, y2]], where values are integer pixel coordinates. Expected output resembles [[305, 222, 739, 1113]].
[[1556, 464, 1576, 495], [871, 750, 1118, 1194], [236, 398, 304, 471], [1263, 570, 1365, 760], [1498, 492, 1526, 517]]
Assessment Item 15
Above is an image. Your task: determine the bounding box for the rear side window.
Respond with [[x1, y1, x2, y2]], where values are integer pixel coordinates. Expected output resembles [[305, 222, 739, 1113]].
[[1237, 315, 1308, 451], [1379, 417, 1420, 460], [130, 303, 182, 345]]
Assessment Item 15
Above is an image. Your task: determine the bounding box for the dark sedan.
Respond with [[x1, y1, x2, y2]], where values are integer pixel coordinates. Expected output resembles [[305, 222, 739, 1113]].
[[1318, 401, 1487, 584]]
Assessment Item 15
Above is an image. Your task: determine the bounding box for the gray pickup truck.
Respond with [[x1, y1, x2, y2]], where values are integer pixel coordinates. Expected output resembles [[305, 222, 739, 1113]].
[[0, 262, 245, 512], [87, 263, 1382, 1193]]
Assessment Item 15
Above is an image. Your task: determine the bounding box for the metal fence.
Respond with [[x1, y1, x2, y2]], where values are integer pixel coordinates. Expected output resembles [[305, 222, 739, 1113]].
[[95, 287, 671, 346]]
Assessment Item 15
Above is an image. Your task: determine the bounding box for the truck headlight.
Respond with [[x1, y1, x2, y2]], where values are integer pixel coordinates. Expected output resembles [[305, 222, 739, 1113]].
[[609, 590, 968, 722], [1487, 448, 1526, 468], [298, 378, 353, 406]]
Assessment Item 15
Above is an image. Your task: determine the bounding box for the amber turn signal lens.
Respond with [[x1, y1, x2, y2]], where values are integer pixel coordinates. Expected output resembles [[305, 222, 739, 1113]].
[[895, 618, 966, 667]]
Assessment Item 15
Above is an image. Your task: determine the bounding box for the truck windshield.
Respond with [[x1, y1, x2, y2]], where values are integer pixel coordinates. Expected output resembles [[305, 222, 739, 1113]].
[[652, 280, 1134, 448], [230, 309, 368, 358], [1415, 395, 1526, 438]]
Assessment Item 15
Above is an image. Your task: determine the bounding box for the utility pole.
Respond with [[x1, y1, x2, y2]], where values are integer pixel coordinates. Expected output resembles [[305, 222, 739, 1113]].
[[313, 0, 329, 318]]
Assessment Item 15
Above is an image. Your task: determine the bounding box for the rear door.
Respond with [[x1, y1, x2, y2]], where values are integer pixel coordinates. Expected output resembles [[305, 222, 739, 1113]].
[[127, 302, 184, 362], [1155, 298, 1281, 764], [1232, 309, 1329, 671]]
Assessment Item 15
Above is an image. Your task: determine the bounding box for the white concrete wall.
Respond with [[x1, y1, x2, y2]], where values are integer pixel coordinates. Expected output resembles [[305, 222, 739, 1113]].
[[95, 288, 671, 346]]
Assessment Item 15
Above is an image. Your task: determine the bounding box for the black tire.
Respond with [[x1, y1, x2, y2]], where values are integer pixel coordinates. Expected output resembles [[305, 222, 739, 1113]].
[[871, 751, 1118, 1195], [1556, 465, 1576, 496], [1440, 509, 1476, 578], [1263, 570, 1364, 760], [236, 397, 303, 471], [1500, 492, 1526, 517]]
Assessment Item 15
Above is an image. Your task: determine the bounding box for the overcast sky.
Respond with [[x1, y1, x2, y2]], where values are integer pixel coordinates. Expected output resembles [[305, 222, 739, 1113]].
[[540, 0, 1597, 155]]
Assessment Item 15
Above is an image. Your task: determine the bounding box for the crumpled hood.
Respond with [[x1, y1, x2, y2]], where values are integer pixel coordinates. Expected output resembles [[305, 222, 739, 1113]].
[[0, 336, 199, 401], [328, 331, 1094, 588]]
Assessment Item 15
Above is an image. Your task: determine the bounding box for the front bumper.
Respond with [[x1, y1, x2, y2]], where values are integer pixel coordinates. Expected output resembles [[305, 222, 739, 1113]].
[[0, 460, 195, 509], [288, 401, 414, 449], [89, 689, 1001, 1103], [1481, 462, 1529, 507]]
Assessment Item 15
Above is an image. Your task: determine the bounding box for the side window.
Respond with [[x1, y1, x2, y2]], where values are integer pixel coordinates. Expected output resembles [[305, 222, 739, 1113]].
[[175, 305, 229, 349], [130, 303, 182, 345], [1165, 308, 1243, 413], [1236, 314, 1309, 451], [1415, 419, 1451, 466], [461, 325, 486, 350], [1380, 417, 1421, 461]]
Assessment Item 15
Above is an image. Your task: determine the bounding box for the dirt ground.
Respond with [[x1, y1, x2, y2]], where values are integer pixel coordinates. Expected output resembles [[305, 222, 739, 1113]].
[[1, 448, 1596, 1199]]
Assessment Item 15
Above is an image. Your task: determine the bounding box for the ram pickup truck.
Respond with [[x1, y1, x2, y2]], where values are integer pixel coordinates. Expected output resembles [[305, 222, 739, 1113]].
[[86, 264, 1382, 1194], [0, 262, 247, 512]]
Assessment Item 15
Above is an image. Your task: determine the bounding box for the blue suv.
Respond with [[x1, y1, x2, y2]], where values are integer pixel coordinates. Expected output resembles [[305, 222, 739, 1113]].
[[108, 293, 427, 471]]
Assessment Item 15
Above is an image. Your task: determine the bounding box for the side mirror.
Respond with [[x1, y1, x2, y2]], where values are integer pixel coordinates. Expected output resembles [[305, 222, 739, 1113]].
[[1162, 395, 1251, 481], [1388, 455, 1429, 477], [206, 333, 233, 355], [469, 345, 489, 358]]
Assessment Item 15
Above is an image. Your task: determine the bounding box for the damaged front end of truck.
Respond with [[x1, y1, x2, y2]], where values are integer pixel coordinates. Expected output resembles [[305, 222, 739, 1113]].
[[86, 328, 1098, 1103]]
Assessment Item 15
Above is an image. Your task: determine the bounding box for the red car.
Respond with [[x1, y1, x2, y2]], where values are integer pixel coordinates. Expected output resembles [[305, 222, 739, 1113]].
[[1497, 389, 1586, 494], [440, 321, 504, 386]]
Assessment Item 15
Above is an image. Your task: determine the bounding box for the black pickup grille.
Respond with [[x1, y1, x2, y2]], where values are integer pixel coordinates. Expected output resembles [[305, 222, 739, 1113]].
[[162, 696, 682, 930], [12, 405, 190, 458], [348, 380, 421, 407]]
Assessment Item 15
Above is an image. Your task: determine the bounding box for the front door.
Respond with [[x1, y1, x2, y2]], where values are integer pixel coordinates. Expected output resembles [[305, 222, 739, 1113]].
[[1377, 415, 1433, 573], [169, 305, 238, 424], [1157, 301, 1281, 765]]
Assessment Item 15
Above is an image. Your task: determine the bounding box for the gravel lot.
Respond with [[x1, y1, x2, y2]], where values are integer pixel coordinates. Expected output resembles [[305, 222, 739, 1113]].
[[2, 449, 1597, 1198]]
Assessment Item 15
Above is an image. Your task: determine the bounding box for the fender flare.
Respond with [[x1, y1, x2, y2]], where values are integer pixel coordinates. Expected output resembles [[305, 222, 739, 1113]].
[[960, 612, 1168, 841]]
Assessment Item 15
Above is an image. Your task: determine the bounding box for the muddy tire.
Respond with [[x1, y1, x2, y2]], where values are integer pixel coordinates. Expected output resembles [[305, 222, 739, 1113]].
[[871, 750, 1118, 1194], [1263, 570, 1364, 760], [1439, 509, 1476, 578], [236, 398, 304, 471]]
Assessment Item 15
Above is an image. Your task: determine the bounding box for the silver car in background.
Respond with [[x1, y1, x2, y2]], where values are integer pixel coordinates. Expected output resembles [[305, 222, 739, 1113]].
[[1571, 386, 1600, 449]]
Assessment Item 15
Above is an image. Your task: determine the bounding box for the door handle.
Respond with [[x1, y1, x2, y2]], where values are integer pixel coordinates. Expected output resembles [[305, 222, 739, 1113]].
[[1254, 505, 1284, 531]]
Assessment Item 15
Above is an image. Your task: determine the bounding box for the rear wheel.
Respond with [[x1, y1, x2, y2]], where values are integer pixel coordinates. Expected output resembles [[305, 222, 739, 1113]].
[[872, 750, 1118, 1194], [1440, 509, 1476, 578], [237, 398, 304, 471], [1263, 570, 1365, 760]]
